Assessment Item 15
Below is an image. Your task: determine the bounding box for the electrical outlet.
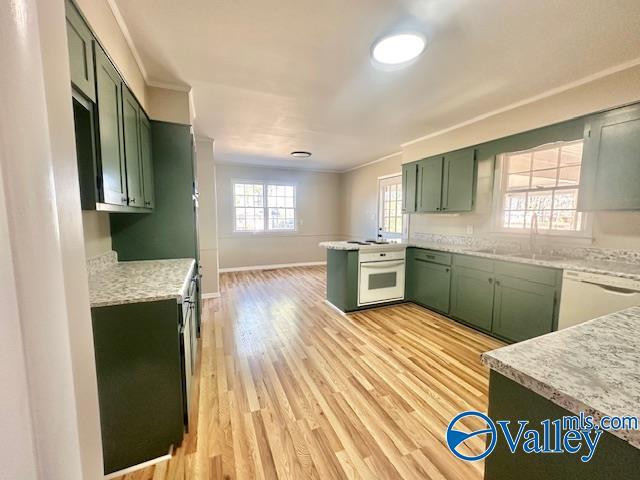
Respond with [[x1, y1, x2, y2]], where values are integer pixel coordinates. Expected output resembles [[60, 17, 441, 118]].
[[466, 225, 474, 235]]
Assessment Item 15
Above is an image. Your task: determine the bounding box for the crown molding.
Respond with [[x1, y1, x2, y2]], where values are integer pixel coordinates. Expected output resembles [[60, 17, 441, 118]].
[[146, 80, 192, 93], [105, 0, 148, 81], [341, 151, 403, 173], [401, 57, 640, 148]]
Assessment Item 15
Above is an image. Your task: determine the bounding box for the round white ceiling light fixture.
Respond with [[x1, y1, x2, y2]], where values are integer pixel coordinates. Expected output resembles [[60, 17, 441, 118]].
[[371, 33, 426, 67], [291, 151, 312, 158]]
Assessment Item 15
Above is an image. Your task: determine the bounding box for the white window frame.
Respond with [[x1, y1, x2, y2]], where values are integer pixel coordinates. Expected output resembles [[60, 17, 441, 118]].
[[232, 180, 298, 234], [491, 140, 593, 240], [377, 173, 406, 239], [266, 183, 297, 232]]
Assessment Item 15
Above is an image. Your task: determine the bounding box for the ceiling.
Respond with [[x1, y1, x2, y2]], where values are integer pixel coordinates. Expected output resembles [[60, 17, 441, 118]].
[[114, 0, 640, 171]]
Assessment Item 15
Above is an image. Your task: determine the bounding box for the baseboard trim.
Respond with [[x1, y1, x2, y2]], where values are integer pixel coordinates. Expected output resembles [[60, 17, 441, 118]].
[[201, 292, 220, 299], [104, 446, 173, 479], [219, 261, 326, 273]]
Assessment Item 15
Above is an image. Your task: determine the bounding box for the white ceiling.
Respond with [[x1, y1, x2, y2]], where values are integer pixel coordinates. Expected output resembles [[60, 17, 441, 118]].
[[114, 0, 640, 171]]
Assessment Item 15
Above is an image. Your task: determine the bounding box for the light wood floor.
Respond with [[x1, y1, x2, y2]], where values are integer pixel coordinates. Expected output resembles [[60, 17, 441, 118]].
[[115, 266, 503, 480]]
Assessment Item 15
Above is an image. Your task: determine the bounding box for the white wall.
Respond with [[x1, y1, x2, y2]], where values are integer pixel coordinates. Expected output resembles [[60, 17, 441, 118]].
[[215, 164, 343, 269], [340, 153, 403, 240], [342, 63, 640, 250], [196, 138, 220, 294], [1, 0, 103, 477]]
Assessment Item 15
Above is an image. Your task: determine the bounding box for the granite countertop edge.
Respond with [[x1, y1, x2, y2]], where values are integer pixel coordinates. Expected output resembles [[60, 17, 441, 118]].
[[481, 306, 640, 450], [89, 258, 196, 308], [318, 241, 640, 281]]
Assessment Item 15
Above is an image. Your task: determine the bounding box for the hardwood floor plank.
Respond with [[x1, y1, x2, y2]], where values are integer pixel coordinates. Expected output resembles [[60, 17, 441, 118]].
[[113, 266, 502, 480]]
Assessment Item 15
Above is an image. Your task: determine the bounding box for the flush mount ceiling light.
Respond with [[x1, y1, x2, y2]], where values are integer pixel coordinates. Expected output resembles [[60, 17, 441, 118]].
[[371, 32, 426, 67], [291, 151, 312, 158]]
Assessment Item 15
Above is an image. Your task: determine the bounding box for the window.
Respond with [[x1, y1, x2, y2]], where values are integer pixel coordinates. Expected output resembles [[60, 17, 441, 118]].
[[378, 175, 403, 238], [267, 185, 296, 230], [233, 182, 296, 232], [498, 140, 586, 233]]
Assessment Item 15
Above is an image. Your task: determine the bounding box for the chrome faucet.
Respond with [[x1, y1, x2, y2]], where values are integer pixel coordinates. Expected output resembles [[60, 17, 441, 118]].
[[529, 212, 539, 255]]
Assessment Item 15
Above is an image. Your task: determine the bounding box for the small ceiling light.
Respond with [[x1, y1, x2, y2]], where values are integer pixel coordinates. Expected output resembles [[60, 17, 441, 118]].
[[371, 33, 426, 66], [291, 151, 312, 158]]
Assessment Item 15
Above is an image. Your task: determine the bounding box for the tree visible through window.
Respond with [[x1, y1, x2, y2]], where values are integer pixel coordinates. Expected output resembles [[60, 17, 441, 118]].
[[233, 182, 296, 232], [500, 140, 585, 233]]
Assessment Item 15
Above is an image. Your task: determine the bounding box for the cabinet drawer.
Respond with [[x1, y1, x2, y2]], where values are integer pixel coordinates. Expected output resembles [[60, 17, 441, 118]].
[[412, 248, 452, 266], [453, 254, 494, 273], [494, 261, 559, 286]]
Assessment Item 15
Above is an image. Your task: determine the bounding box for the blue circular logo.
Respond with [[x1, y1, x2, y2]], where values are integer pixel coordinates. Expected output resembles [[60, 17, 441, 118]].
[[446, 411, 497, 461]]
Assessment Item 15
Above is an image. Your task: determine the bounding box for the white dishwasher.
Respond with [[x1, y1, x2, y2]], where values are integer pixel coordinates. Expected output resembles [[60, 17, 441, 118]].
[[558, 270, 640, 329]]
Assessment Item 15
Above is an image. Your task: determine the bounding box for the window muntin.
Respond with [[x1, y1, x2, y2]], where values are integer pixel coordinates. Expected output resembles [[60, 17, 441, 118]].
[[234, 183, 265, 232], [378, 175, 403, 237], [500, 140, 585, 233], [267, 185, 296, 231], [233, 182, 296, 232]]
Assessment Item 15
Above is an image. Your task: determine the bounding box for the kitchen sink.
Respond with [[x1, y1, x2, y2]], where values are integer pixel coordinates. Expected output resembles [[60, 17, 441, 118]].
[[472, 247, 518, 256]]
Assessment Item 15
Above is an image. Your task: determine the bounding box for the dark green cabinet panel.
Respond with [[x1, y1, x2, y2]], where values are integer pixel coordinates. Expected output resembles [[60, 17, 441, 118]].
[[492, 276, 556, 342], [122, 86, 144, 207], [111, 122, 197, 260], [407, 257, 451, 313], [579, 104, 640, 211], [140, 113, 155, 209], [417, 156, 444, 212], [326, 249, 360, 312], [65, 0, 95, 101], [450, 265, 495, 331], [402, 162, 418, 213], [442, 149, 475, 212], [95, 43, 127, 206], [92, 300, 184, 474]]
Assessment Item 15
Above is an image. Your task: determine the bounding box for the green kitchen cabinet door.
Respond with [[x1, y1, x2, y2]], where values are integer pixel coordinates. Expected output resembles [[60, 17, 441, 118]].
[[492, 275, 556, 343], [95, 44, 127, 206], [417, 156, 444, 212], [442, 148, 475, 212], [65, 0, 96, 101], [122, 86, 144, 208], [450, 265, 495, 331], [140, 112, 155, 209], [408, 258, 451, 313], [579, 104, 640, 211], [402, 162, 418, 213]]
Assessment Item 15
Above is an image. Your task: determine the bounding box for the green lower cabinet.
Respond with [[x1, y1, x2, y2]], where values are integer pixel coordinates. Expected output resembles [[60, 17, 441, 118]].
[[450, 265, 495, 331], [485, 371, 640, 479], [91, 300, 184, 474], [407, 254, 451, 314], [492, 275, 556, 342], [326, 249, 359, 312]]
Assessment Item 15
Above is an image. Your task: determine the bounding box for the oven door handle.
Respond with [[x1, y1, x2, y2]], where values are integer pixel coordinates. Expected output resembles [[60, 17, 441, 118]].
[[361, 261, 405, 269]]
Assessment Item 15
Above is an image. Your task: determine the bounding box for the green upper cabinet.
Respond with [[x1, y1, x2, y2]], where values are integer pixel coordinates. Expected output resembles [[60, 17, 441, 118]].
[[492, 275, 556, 343], [402, 162, 418, 213], [65, 0, 96, 102], [442, 149, 475, 212], [95, 43, 127, 206], [122, 86, 144, 208], [140, 113, 155, 209], [417, 156, 444, 212], [412, 148, 476, 213], [579, 104, 640, 211]]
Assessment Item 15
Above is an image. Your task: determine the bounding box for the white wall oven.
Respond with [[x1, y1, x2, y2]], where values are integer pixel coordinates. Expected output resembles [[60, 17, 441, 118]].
[[358, 250, 405, 306]]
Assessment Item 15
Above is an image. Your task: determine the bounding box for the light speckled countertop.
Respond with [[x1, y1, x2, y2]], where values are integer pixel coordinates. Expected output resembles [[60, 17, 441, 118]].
[[482, 306, 640, 449], [89, 258, 196, 308], [319, 241, 640, 281]]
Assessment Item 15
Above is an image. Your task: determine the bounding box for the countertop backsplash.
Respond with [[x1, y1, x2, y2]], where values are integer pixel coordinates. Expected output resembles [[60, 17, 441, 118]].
[[409, 233, 640, 265]]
